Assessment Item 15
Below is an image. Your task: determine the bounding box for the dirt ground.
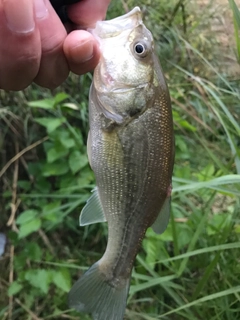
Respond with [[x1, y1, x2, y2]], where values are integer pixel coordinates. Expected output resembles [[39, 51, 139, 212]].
[[196, 0, 240, 76]]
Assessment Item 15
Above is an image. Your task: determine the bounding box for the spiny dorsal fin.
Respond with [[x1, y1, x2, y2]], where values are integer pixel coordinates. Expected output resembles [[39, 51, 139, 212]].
[[80, 188, 107, 226]]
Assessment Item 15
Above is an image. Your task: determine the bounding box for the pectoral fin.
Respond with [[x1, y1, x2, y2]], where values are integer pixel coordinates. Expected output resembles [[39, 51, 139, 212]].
[[80, 188, 107, 226], [151, 197, 171, 234]]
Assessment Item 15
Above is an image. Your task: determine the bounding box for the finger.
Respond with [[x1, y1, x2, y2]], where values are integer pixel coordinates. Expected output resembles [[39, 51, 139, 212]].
[[67, 0, 111, 27], [63, 30, 100, 75], [34, 0, 69, 89], [0, 0, 41, 91]]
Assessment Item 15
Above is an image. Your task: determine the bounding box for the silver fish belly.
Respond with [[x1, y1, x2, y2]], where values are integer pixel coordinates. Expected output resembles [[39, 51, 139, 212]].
[[68, 7, 174, 320]]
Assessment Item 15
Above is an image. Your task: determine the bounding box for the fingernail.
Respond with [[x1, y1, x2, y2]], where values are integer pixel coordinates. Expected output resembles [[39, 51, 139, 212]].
[[71, 40, 94, 63], [34, 0, 48, 20], [3, 0, 35, 34]]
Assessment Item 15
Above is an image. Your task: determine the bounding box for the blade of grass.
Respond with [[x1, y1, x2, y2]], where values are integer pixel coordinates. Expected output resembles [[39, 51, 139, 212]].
[[229, 0, 240, 27], [177, 203, 209, 276], [171, 209, 180, 257], [18, 190, 93, 199], [200, 83, 240, 173], [229, 0, 240, 62], [172, 63, 240, 173], [193, 133, 234, 175], [159, 286, 240, 318], [171, 37, 234, 91], [173, 175, 240, 193], [129, 275, 177, 295], [190, 198, 235, 302], [158, 242, 240, 263]]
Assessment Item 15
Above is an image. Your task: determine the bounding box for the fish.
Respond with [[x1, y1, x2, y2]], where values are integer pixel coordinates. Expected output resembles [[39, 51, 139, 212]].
[[68, 6, 174, 320]]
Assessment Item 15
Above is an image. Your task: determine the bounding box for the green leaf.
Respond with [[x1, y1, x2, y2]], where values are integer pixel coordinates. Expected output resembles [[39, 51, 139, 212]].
[[69, 151, 88, 174], [27, 93, 69, 110], [35, 177, 51, 193], [16, 210, 39, 225], [25, 269, 52, 294], [42, 211, 64, 223], [48, 129, 76, 149], [35, 117, 66, 134], [207, 214, 232, 236], [54, 92, 69, 105], [8, 281, 23, 296], [235, 224, 240, 233], [47, 144, 69, 163], [42, 201, 62, 212], [24, 242, 42, 261], [197, 163, 215, 181], [158, 224, 173, 242], [177, 226, 194, 249], [53, 269, 71, 292], [60, 138, 75, 149], [17, 180, 31, 191], [173, 110, 196, 131], [143, 236, 162, 270], [42, 161, 69, 177], [41, 201, 64, 223], [61, 102, 79, 110], [27, 98, 55, 109], [175, 135, 189, 159], [18, 218, 41, 239]]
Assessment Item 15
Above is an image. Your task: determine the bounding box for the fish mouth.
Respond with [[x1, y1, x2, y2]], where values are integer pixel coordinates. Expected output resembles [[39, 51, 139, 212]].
[[99, 71, 148, 93], [111, 84, 148, 93], [96, 78, 148, 93], [88, 7, 142, 39]]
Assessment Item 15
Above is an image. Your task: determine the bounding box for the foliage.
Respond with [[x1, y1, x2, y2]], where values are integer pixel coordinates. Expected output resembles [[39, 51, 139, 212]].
[[1, 1, 240, 320], [229, 0, 240, 62]]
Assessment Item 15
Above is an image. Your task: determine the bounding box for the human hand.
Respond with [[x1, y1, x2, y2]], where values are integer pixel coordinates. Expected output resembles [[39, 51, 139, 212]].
[[0, 0, 111, 91]]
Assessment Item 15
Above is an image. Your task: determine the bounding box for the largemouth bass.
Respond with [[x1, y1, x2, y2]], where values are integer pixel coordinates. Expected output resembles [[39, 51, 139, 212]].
[[68, 7, 174, 320]]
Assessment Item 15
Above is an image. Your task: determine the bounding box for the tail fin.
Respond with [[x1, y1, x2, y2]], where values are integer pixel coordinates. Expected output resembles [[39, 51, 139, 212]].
[[68, 262, 130, 320]]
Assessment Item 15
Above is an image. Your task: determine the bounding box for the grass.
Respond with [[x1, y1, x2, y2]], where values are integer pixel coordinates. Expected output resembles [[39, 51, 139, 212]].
[[1, 0, 240, 319]]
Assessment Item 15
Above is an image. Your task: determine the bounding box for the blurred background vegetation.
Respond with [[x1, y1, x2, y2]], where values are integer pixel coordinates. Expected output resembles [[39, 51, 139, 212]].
[[1, 0, 240, 319]]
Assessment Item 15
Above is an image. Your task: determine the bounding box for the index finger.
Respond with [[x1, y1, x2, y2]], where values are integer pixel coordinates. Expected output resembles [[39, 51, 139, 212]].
[[67, 0, 111, 27]]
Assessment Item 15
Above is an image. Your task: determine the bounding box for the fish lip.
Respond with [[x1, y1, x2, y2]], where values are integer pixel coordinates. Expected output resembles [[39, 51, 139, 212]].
[[111, 83, 148, 93], [88, 7, 142, 39], [96, 82, 149, 93], [96, 69, 149, 92], [104, 6, 141, 24]]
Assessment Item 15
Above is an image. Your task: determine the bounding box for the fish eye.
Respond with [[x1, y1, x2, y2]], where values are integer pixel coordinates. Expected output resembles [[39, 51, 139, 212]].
[[135, 43, 145, 54], [133, 42, 148, 58]]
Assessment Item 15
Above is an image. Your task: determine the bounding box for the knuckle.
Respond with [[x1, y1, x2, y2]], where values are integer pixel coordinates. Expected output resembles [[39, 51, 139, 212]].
[[41, 33, 64, 56]]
